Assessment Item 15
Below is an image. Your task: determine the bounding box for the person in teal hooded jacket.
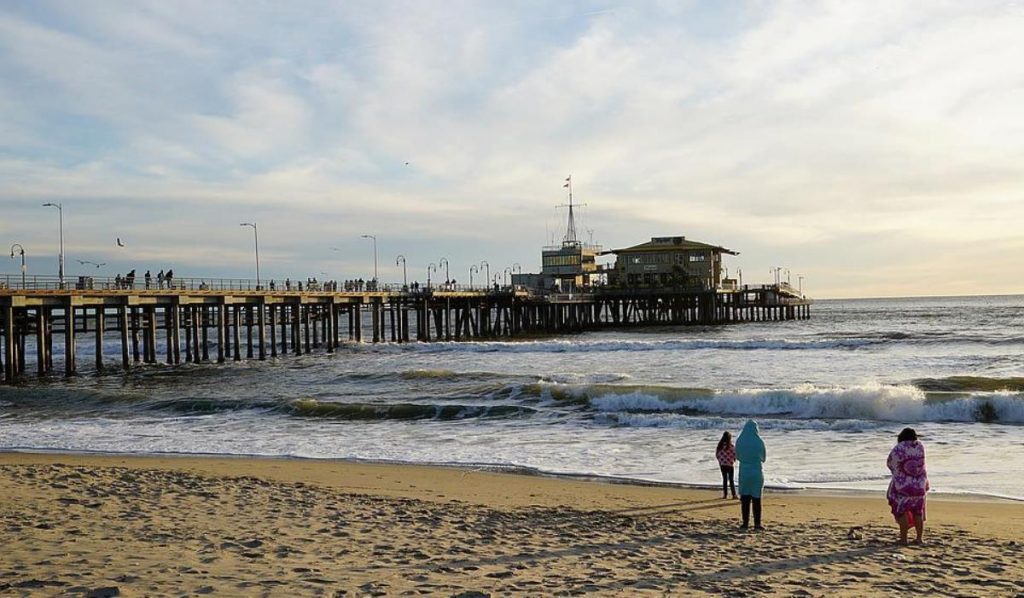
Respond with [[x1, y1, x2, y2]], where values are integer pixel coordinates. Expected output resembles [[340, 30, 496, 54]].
[[735, 419, 766, 530]]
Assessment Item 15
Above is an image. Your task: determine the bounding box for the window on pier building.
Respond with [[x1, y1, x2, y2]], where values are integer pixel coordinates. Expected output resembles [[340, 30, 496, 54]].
[[543, 255, 581, 267]]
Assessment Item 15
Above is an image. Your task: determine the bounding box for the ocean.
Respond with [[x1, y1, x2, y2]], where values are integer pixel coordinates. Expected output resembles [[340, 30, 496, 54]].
[[2, 294, 1022, 499]]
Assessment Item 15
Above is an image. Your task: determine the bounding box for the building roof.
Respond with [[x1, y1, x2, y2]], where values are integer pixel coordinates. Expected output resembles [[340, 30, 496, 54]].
[[602, 236, 739, 256]]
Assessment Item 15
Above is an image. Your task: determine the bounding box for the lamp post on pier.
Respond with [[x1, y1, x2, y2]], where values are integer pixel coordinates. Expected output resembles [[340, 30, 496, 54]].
[[41, 202, 64, 288], [438, 257, 449, 286], [9, 244, 26, 288], [480, 261, 490, 287], [396, 255, 407, 288], [361, 235, 378, 283], [427, 263, 436, 290], [469, 265, 478, 289], [798, 275, 804, 296], [239, 222, 260, 289], [503, 266, 512, 287]]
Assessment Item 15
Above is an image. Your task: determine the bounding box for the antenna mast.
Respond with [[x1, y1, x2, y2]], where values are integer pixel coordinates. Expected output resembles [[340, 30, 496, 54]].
[[556, 175, 586, 247]]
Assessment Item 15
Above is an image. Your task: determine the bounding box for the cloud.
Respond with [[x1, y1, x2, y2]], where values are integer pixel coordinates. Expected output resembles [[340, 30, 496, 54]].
[[1, 1, 1023, 297]]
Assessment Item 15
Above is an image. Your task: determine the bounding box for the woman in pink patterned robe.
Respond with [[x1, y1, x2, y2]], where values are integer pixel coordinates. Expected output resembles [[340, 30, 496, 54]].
[[887, 427, 930, 545]]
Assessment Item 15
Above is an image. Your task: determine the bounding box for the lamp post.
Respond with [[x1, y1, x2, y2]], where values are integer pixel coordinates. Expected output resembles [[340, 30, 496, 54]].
[[396, 255, 407, 288], [439, 257, 449, 285], [239, 222, 260, 289], [737, 268, 743, 288], [503, 266, 512, 287], [9, 243, 26, 288], [41, 202, 64, 288], [427, 263, 436, 290], [480, 260, 489, 286], [361, 234, 378, 282], [492, 273, 500, 289], [784, 268, 791, 285], [798, 275, 804, 296], [513, 263, 522, 275], [469, 265, 478, 289]]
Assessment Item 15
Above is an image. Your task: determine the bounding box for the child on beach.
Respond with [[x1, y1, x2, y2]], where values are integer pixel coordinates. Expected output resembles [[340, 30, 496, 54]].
[[716, 432, 737, 499], [887, 427, 929, 545]]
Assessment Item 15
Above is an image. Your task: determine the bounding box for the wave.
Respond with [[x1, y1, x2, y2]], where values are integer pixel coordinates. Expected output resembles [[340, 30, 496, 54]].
[[913, 376, 1024, 393], [399, 369, 457, 380], [285, 399, 536, 421], [580, 383, 1024, 424], [356, 337, 879, 355]]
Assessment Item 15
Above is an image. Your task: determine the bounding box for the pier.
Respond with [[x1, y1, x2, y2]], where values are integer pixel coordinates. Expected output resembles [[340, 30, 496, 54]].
[[0, 276, 810, 383]]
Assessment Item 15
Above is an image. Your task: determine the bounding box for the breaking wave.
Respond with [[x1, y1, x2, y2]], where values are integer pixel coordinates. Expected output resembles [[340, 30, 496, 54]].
[[581, 383, 1024, 424]]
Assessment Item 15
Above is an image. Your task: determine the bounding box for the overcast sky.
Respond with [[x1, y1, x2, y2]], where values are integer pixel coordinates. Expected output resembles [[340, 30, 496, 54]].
[[2, 1, 1023, 298]]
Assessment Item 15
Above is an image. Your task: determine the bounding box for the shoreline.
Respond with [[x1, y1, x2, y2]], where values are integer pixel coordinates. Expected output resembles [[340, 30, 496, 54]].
[[3, 448, 1022, 504], [2, 450, 1022, 595]]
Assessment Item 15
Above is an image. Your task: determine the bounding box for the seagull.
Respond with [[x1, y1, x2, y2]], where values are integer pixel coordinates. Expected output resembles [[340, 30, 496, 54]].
[[116, 238, 125, 247], [77, 260, 105, 268], [404, 162, 410, 166]]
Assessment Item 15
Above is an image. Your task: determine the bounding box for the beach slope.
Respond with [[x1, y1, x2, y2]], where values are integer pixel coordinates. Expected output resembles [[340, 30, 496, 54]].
[[1, 453, 1021, 596]]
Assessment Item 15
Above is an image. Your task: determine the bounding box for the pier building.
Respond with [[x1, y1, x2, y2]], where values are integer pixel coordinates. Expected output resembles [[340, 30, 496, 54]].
[[604, 236, 738, 290]]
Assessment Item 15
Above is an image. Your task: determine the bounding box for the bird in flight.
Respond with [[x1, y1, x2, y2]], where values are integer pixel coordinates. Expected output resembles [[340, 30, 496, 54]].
[[77, 260, 105, 268], [116, 238, 125, 247]]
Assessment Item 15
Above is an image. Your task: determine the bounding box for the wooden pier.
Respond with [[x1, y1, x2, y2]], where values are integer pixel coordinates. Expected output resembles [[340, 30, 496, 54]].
[[0, 280, 810, 383]]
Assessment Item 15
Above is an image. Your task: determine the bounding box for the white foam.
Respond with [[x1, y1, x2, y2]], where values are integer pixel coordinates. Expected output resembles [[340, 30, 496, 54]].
[[355, 337, 876, 355], [588, 383, 1024, 423]]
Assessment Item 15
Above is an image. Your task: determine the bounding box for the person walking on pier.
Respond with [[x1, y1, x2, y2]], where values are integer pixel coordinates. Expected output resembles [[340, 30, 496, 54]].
[[736, 420, 766, 530], [126, 269, 136, 289], [165, 270, 174, 289], [716, 431, 738, 499], [145, 270, 152, 289], [157, 270, 165, 289]]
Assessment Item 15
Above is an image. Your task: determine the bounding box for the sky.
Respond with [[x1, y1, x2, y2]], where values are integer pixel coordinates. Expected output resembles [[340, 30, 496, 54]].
[[1, 0, 1023, 298]]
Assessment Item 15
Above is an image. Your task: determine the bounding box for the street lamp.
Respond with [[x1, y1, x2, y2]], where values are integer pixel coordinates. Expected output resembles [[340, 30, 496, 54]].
[[361, 234, 378, 282], [737, 268, 743, 288], [798, 275, 804, 296], [480, 260, 490, 286], [503, 266, 512, 286], [513, 263, 522, 275], [9, 243, 26, 288], [239, 222, 260, 289], [784, 268, 791, 285], [42, 202, 64, 288], [396, 255, 407, 288], [427, 263, 437, 290], [469, 264, 478, 288], [438, 257, 449, 285]]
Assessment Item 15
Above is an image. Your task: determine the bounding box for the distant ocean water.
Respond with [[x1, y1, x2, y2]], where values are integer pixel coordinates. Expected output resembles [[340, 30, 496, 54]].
[[2, 295, 1023, 499]]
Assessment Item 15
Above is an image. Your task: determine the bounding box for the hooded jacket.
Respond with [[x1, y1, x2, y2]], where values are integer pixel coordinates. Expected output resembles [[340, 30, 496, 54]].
[[735, 420, 766, 498]]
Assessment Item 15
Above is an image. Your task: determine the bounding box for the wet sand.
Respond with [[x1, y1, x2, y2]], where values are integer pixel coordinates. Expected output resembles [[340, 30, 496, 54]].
[[1, 452, 1022, 596]]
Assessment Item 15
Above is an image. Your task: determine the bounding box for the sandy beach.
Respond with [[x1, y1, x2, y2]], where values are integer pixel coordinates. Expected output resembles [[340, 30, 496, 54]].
[[0, 452, 1021, 597]]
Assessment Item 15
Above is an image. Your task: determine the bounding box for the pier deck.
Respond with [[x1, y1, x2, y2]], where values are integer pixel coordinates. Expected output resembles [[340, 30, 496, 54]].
[[1, 278, 810, 383]]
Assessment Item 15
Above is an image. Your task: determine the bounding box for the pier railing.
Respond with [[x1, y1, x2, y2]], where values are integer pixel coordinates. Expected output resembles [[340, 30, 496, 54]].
[[0, 274, 522, 294]]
